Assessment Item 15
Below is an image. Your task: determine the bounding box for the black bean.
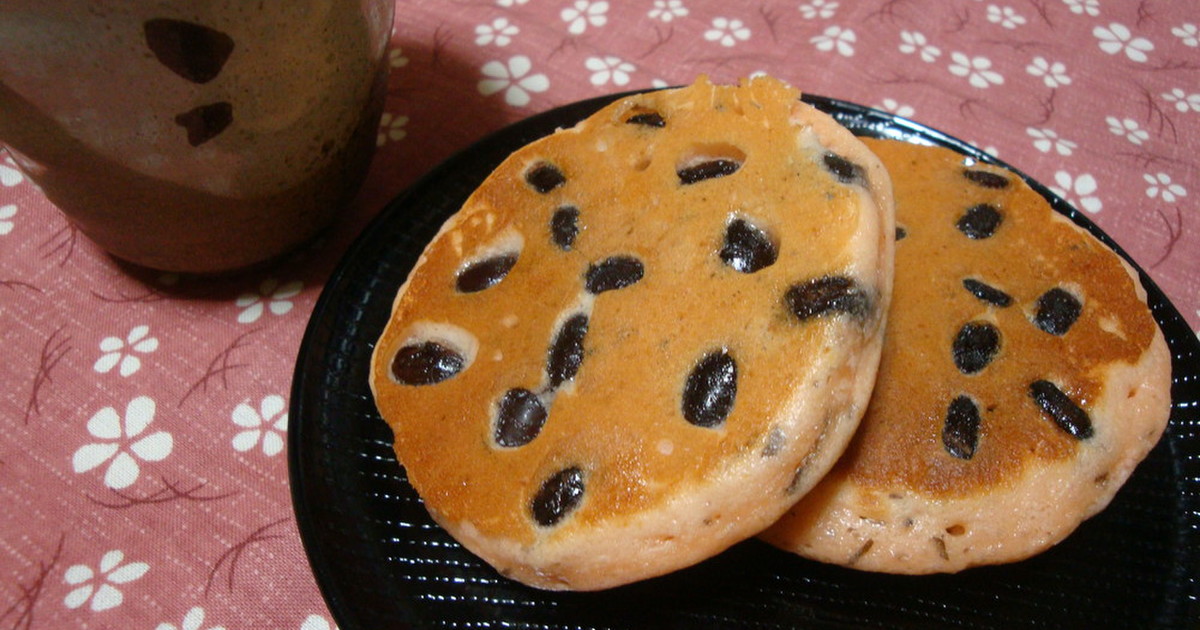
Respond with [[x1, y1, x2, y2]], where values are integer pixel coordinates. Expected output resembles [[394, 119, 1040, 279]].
[[895, 226, 908, 241], [952, 322, 1001, 374], [531, 466, 586, 527], [943, 395, 981, 459], [143, 19, 234, 84], [956, 204, 1003, 239], [785, 276, 871, 321], [494, 388, 548, 448], [962, 278, 1013, 307], [1033, 287, 1082, 336], [526, 162, 566, 193], [456, 253, 517, 293], [550, 205, 580, 251], [625, 111, 665, 127], [546, 313, 588, 388], [677, 159, 741, 185], [963, 169, 1010, 189], [822, 152, 868, 187], [390, 341, 465, 385], [1029, 380, 1093, 439], [682, 350, 737, 428], [720, 218, 777, 273], [585, 256, 644, 294]]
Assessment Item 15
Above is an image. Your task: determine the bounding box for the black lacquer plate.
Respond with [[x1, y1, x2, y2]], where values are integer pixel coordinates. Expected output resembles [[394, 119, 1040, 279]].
[[289, 92, 1200, 629]]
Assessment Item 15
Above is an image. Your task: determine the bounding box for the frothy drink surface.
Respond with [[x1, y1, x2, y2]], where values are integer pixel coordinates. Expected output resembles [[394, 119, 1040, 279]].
[[0, 0, 393, 272]]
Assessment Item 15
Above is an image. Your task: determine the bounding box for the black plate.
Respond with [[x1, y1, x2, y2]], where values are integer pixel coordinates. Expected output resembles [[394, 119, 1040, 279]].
[[289, 93, 1200, 629]]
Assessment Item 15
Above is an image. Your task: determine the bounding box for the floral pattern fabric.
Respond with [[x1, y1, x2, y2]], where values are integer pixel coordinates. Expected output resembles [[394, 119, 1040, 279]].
[[1, 1, 1197, 627]]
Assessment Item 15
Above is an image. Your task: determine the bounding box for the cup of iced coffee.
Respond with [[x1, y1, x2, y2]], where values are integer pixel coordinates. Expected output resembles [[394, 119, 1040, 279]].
[[0, 0, 393, 274]]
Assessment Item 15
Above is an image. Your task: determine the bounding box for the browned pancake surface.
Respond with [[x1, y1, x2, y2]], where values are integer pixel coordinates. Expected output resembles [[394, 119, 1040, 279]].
[[762, 138, 1171, 573], [369, 76, 894, 589]]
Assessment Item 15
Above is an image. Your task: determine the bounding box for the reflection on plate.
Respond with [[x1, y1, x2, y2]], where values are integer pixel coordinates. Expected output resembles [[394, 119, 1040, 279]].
[[289, 93, 1200, 629]]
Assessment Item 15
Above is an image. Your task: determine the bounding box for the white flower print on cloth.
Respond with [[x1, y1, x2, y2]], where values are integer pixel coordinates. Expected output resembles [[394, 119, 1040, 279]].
[[1106, 116, 1150, 146], [497, 0, 528, 6], [949, 52, 1004, 88], [94, 325, 159, 377], [1172, 23, 1199, 47], [476, 17, 519, 47], [377, 113, 409, 147], [561, 0, 608, 35], [1027, 57, 1071, 88], [585, 56, 635, 87], [478, 56, 550, 107], [63, 550, 149, 612], [648, 0, 688, 22], [798, 0, 839, 19], [0, 203, 15, 236], [235, 278, 303, 324], [811, 26, 856, 56], [1027, 127, 1076, 156], [1050, 171, 1102, 214], [1144, 172, 1187, 203], [877, 98, 915, 118], [156, 606, 226, 630], [704, 17, 751, 47], [1163, 88, 1200, 113], [1, 155, 24, 187], [73, 396, 173, 490], [899, 31, 940, 62], [986, 4, 1026, 29], [1094, 23, 1154, 63], [301, 614, 337, 630], [232, 395, 288, 457], [1062, 0, 1099, 17]]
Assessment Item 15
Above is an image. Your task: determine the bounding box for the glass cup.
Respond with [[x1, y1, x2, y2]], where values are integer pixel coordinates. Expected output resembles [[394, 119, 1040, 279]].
[[0, 0, 394, 273]]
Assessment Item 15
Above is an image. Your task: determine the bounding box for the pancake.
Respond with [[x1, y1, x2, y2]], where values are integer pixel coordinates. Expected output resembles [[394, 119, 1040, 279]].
[[761, 138, 1172, 573], [368, 76, 894, 590]]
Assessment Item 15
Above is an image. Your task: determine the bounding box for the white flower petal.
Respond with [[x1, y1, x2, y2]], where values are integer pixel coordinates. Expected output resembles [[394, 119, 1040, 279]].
[[124, 396, 156, 438], [505, 86, 531, 107], [63, 585, 93, 609], [507, 55, 532, 78], [104, 452, 141, 489], [183, 606, 205, 630], [300, 615, 333, 630], [233, 430, 262, 452], [99, 550, 125, 573], [64, 564, 94, 585], [272, 413, 289, 432], [268, 300, 294, 316], [91, 583, 123, 611], [130, 431, 173, 462], [260, 395, 286, 421], [478, 78, 509, 96], [262, 431, 284, 456], [88, 407, 123, 440], [119, 355, 141, 377], [132, 337, 159, 353], [94, 352, 122, 374], [99, 336, 124, 353], [232, 402, 262, 428], [237, 303, 264, 324], [73, 443, 119, 473], [107, 561, 149, 584]]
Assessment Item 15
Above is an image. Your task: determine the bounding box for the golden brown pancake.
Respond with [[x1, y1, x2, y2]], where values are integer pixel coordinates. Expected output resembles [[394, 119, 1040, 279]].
[[761, 138, 1172, 573], [368, 76, 894, 590]]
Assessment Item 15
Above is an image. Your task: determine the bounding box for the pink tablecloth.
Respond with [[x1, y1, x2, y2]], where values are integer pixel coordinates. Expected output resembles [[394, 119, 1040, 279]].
[[2, 1, 1197, 628]]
